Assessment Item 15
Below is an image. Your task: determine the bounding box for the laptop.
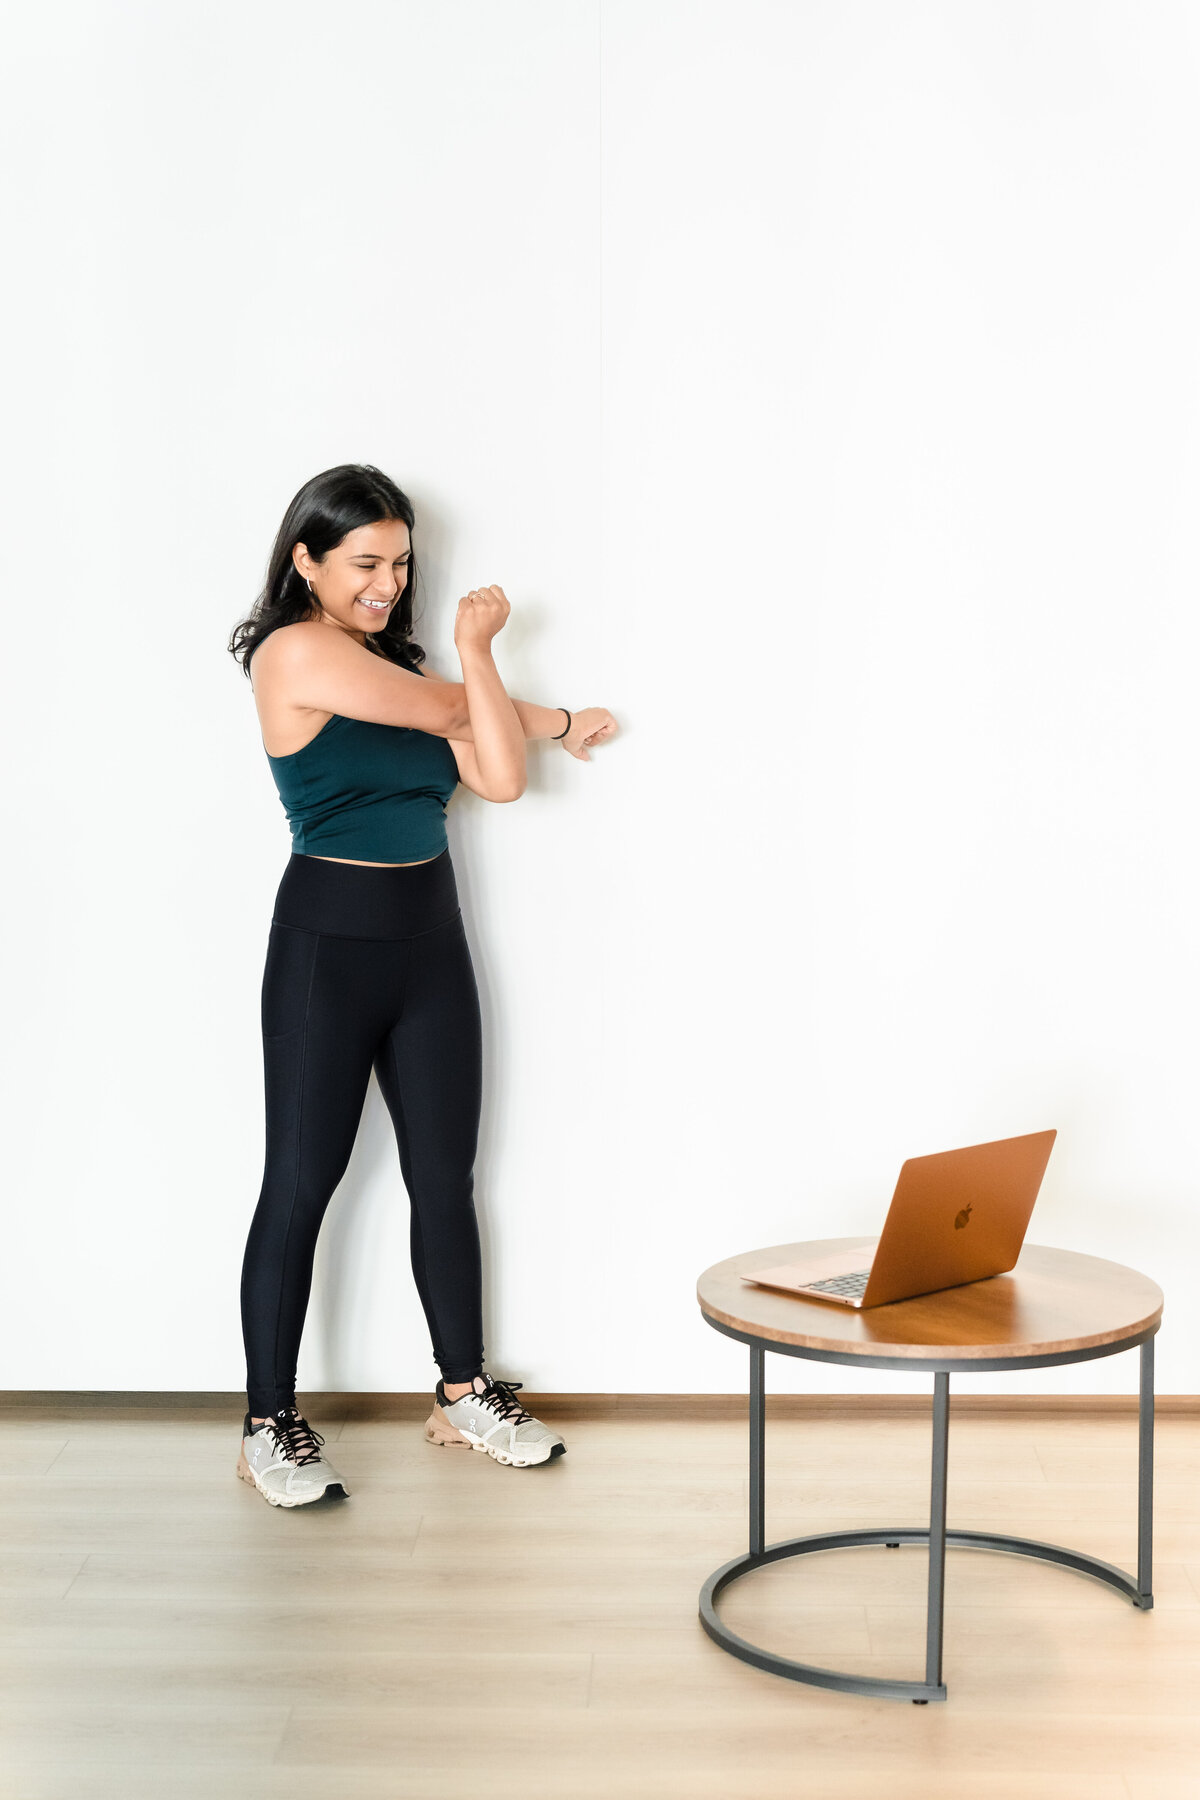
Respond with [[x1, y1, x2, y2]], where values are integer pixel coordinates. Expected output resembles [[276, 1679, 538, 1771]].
[[739, 1129, 1057, 1309]]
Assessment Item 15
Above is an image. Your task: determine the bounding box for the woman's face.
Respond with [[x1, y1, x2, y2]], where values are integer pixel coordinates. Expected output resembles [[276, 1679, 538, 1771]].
[[293, 519, 412, 641]]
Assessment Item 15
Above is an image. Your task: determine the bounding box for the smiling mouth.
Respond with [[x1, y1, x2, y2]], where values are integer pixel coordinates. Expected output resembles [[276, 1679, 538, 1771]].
[[357, 598, 391, 612]]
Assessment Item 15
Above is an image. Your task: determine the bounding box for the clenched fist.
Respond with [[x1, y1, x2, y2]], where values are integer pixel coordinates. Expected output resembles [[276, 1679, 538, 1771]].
[[454, 584, 510, 652]]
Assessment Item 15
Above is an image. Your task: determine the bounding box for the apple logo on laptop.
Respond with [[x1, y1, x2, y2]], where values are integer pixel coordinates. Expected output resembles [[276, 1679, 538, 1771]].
[[954, 1203, 973, 1230]]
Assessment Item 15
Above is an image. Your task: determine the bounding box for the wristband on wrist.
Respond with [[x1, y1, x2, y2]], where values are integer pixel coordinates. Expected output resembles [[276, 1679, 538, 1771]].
[[552, 707, 571, 740]]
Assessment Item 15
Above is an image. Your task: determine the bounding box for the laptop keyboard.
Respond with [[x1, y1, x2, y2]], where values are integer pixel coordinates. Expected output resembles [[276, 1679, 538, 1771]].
[[804, 1271, 871, 1298]]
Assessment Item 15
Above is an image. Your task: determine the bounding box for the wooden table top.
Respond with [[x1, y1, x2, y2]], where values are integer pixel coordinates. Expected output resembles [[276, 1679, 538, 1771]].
[[696, 1240, 1163, 1364]]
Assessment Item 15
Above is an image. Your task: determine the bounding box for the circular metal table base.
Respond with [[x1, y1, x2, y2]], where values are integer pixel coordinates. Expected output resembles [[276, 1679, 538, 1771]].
[[700, 1526, 1154, 1704]]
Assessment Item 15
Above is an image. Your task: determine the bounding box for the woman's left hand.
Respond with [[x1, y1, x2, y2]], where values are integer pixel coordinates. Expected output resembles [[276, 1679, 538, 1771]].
[[559, 706, 619, 762]]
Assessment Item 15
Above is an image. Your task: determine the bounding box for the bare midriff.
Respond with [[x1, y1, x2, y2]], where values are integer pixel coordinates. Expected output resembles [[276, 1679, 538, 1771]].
[[308, 855, 439, 868]]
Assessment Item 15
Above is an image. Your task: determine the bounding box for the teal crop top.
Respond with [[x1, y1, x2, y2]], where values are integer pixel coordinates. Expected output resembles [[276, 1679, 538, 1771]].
[[265, 711, 460, 863]]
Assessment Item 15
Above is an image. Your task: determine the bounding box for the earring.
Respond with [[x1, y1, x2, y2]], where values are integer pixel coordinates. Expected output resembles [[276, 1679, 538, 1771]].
[[305, 578, 314, 594]]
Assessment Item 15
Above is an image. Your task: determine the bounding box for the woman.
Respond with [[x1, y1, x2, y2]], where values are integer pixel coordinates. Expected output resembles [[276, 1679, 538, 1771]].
[[227, 463, 617, 1508]]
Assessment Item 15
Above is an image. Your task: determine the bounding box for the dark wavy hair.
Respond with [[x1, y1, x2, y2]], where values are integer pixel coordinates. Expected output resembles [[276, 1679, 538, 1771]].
[[228, 463, 427, 676]]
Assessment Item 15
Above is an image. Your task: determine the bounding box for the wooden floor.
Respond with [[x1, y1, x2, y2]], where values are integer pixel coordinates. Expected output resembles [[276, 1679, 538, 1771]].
[[2, 1394, 1198, 1799]]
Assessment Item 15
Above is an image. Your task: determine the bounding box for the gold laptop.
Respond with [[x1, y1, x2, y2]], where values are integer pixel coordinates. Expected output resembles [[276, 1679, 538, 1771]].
[[740, 1129, 1057, 1309]]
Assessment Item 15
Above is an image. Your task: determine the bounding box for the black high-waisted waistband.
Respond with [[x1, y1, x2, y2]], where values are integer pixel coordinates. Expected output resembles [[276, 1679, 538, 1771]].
[[271, 849, 461, 940]]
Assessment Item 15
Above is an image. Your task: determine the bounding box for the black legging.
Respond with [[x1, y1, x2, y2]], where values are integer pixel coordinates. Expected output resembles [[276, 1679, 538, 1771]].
[[240, 849, 485, 1416]]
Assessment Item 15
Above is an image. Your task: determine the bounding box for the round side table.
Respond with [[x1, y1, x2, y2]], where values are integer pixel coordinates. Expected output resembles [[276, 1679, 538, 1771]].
[[695, 1240, 1162, 1704]]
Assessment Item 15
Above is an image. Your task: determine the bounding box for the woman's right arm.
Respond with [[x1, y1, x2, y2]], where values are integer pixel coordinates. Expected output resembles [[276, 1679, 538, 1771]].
[[259, 622, 470, 737]]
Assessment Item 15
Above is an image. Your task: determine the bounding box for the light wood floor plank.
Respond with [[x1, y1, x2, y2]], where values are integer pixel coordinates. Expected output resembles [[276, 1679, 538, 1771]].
[[0, 1761, 1135, 1800]]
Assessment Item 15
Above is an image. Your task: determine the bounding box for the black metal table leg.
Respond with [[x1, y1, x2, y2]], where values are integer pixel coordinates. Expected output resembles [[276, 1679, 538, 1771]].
[[1137, 1334, 1154, 1607], [923, 1371, 950, 1696], [749, 1343, 765, 1558]]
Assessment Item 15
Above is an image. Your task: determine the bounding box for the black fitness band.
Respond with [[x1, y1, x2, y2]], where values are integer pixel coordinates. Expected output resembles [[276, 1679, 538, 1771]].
[[552, 708, 571, 739]]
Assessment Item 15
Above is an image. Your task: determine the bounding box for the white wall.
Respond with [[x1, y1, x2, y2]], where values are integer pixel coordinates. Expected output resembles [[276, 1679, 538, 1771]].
[[3, 1, 1197, 1398]]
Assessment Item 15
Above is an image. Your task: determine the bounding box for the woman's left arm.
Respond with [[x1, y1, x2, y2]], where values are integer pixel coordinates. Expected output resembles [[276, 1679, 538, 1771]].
[[416, 666, 618, 787]]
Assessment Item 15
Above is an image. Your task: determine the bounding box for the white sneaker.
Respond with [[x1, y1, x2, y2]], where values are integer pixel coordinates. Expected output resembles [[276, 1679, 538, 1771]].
[[424, 1373, 566, 1467], [235, 1406, 350, 1507]]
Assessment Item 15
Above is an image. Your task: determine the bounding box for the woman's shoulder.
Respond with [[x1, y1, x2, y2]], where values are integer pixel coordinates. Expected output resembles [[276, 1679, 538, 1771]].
[[251, 623, 337, 756], [250, 619, 324, 678]]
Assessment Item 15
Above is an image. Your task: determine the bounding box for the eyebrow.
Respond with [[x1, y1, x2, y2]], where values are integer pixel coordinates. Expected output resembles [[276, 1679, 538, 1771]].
[[349, 552, 410, 559]]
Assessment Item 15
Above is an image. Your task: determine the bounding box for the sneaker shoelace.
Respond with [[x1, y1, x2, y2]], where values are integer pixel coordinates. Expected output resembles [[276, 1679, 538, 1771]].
[[477, 1377, 534, 1425], [266, 1406, 327, 1467]]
